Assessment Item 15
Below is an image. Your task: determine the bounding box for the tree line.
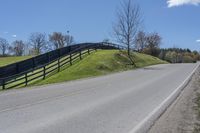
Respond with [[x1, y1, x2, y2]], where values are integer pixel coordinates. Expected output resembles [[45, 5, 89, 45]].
[[134, 31, 200, 63], [0, 32, 74, 56], [159, 48, 200, 63]]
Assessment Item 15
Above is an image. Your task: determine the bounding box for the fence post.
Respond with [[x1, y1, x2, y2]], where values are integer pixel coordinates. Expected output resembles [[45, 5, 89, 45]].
[[2, 79, 5, 90], [48, 52, 50, 62], [16, 64, 19, 74], [79, 51, 82, 60], [70, 54, 72, 65], [43, 66, 46, 80], [32, 58, 35, 68], [88, 49, 90, 55], [25, 73, 28, 86], [58, 58, 60, 72]]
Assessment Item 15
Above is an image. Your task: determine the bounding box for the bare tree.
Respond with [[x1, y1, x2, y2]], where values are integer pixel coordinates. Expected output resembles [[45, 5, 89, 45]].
[[0, 37, 9, 56], [65, 34, 74, 46], [113, 0, 142, 65], [8, 46, 14, 55], [49, 32, 74, 49], [134, 31, 147, 52], [29, 33, 47, 55], [146, 32, 162, 56], [12, 40, 25, 56], [24, 42, 30, 56]]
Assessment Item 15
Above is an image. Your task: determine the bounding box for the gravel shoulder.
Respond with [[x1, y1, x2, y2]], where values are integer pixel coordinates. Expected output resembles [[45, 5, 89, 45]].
[[149, 67, 200, 133]]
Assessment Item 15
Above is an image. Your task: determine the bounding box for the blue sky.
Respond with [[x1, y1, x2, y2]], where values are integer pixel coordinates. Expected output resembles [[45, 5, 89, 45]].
[[0, 0, 200, 50]]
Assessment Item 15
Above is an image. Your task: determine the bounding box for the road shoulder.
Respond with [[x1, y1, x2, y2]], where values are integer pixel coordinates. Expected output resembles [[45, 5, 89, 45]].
[[148, 67, 200, 133]]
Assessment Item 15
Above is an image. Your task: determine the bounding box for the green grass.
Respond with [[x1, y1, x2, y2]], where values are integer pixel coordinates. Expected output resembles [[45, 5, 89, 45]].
[[0, 56, 32, 67], [34, 50, 167, 85]]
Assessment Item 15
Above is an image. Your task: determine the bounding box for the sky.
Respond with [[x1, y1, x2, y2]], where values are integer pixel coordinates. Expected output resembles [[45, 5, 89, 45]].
[[0, 0, 200, 50]]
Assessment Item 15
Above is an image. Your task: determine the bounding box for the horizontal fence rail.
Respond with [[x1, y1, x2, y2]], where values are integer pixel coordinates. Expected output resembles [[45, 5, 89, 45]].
[[0, 42, 126, 90]]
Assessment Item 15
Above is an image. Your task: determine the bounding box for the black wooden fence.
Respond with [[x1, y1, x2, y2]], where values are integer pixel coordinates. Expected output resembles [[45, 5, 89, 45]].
[[0, 42, 126, 90]]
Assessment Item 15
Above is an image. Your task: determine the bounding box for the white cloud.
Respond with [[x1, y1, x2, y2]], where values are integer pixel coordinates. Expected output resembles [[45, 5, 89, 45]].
[[12, 35, 17, 38], [167, 0, 200, 7], [197, 39, 200, 43]]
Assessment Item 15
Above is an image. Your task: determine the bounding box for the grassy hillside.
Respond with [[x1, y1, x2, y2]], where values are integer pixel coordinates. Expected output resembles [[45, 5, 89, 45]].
[[0, 56, 32, 67], [35, 50, 167, 85]]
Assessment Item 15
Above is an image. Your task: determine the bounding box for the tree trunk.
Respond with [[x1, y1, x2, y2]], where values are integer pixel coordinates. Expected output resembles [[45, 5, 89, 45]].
[[127, 44, 136, 67], [128, 44, 130, 56]]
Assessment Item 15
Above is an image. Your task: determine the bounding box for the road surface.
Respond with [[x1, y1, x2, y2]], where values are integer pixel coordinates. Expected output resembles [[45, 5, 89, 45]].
[[0, 63, 198, 133]]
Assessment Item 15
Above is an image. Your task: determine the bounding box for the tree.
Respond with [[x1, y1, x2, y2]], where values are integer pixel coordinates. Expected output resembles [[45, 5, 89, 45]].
[[8, 46, 14, 55], [0, 37, 9, 56], [29, 33, 47, 55], [49, 32, 74, 49], [113, 0, 142, 65], [134, 31, 147, 52], [158, 50, 165, 60], [12, 40, 25, 56], [65, 34, 74, 46], [24, 42, 30, 56], [146, 32, 162, 56]]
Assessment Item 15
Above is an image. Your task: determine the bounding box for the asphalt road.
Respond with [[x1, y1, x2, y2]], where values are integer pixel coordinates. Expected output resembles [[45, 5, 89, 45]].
[[0, 63, 198, 133]]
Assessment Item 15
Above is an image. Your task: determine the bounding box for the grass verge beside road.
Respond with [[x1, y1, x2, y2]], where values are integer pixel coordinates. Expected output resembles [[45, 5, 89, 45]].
[[34, 50, 167, 86]]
